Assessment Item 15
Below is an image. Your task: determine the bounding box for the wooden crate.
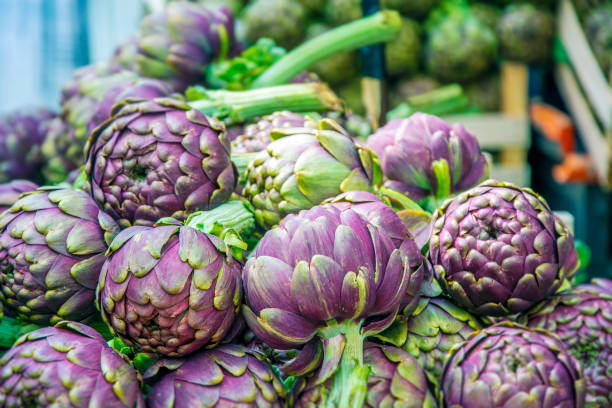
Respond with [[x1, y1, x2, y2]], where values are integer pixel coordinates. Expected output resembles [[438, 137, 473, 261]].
[[444, 62, 531, 187], [557, 0, 612, 187]]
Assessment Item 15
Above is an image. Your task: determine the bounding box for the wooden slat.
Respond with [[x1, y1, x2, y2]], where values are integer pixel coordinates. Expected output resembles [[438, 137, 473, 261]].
[[501, 62, 529, 117], [443, 114, 530, 150], [558, 0, 612, 129], [555, 64, 611, 187]]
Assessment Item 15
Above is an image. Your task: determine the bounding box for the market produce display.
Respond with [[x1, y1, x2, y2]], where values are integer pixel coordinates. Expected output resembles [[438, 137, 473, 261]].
[[0, 1, 609, 407]]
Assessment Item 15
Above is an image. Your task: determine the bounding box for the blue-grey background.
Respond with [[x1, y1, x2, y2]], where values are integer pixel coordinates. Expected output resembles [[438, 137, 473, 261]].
[[0, 0, 145, 112]]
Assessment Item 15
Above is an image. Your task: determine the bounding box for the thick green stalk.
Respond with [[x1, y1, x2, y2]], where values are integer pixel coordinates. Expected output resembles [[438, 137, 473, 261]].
[[188, 83, 343, 125], [250, 10, 402, 89], [324, 321, 370, 408]]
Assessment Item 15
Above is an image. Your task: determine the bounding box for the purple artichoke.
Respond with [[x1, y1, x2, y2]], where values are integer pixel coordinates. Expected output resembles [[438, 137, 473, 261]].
[[43, 67, 173, 184], [0, 180, 37, 214], [146, 345, 286, 408], [429, 180, 579, 317], [440, 323, 586, 408], [0, 187, 119, 325], [366, 113, 489, 204], [0, 321, 144, 408], [97, 221, 242, 357], [136, 2, 237, 89], [242, 203, 422, 405], [85, 97, 236, 227], [0, 107, 55, 182], [293, 343, 436, 408], [231, 111, 308, 154], [526, 278, 612, 407], [242, 119, 378, 229], [377, 296, 483, 389]]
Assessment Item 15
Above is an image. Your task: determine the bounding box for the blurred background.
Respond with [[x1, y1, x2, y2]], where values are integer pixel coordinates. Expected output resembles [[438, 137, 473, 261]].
[[0, 0, 142, 111]]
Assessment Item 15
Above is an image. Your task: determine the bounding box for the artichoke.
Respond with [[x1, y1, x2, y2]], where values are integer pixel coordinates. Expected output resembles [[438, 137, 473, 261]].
[[377, 296, 483, 388], [97, 220, 242, 357], [465, 74, 501, 112], [324, 0, 362, 26], [470, 2, 501, 31], [0, 107, 54, 183], [231, 110, 308, 154], [425, 14, 497, 82], [585, 7, 612, 75], [242, 119, 378, 229], [0, 321, 144, 408], [0, 180, 37, 214], [85, 97, 236, 227], [306, 23, 359, 86], [146, 344, 286, 407], [292, 343, 437, 407], [43, 68, 173, 184], [573, 0, 607, 19], [440, 322, 586, 408], [366, 113, 489, 204], [0, 187, 119, 325], [137, 2, 237, 88], [382, 0, 440, 20], [497, 4, 555, 64], [336, 79, 366, 115], [430, 180, 579, 317], [386, 18, 422, 77], [244, 0, 307, 49], [526, 278, 612, 407], [242, 203, 422, 406]]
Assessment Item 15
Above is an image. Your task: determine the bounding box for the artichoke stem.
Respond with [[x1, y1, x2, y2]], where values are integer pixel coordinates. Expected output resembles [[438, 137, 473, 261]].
[[250, 10, 402, 88], [189, 83, 343, 125], [326, 321, 370, 408]]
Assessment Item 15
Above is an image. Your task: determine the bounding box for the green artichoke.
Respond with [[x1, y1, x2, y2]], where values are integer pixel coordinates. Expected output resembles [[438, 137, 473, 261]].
[[0, 321, 144, 408], [97, 220, 242, 357], [324, 0, 362, 26], [497, 4, 555, 64], [573, 0, 607, 19], [242, 119, 378, 229], [426, 14, 497, 82], [145, 345, 286, 407], [306, 23, 359, 85], [440, 322, 586, 408], [337, 80, 366, 115], [465, 74, 501, 112], [244, 0, 307, 49], [292, 343, 437, 407], [585, 6, 612, 75], [377, 296, 483, 388], [0, 187, 119, 325], [385, 18, 422, 77], [430, 180, 579, 317], [525, 278, 612, 407], [470, 2, 501, 31], [382, 0, 440, 20]]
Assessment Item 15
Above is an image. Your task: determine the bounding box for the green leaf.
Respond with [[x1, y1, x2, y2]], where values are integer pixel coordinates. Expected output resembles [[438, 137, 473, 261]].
[[0, 316, 43, 350]]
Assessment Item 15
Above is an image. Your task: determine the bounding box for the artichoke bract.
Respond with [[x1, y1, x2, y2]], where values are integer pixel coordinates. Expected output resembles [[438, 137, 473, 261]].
[[85, 97, 236, 227], [146, 345, 286, 408], [0, 180, 37, 214], [242, 204, 422, 406], [137, 2, 237, 88], [97, 221, 242, 357], [440, 323, 586, 408], [366, 113, 489, 205], [0, 107, 54, 183], [293, 343, 436, 408], [0, 187, 119, 325], [243, 119, 378, 229], [244, 0, 307, 49], [430, 180, 579, 317], [231, 111, 308, 154], [378, 296, 483, 388], [526, 278, 612, 407], [0, 321, 144, 408]]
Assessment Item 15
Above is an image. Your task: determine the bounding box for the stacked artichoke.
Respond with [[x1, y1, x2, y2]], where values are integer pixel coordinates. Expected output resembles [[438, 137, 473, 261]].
[[0, 2, 609, 407]]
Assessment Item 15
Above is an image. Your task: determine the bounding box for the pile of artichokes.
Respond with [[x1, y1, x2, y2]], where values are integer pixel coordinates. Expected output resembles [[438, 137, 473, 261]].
[[0, 2, 609, 408]]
